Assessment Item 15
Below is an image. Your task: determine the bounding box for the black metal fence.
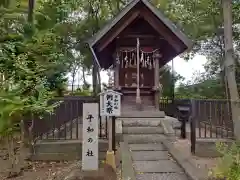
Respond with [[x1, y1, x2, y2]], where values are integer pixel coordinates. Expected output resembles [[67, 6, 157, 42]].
[[27, 96, 108, 141]]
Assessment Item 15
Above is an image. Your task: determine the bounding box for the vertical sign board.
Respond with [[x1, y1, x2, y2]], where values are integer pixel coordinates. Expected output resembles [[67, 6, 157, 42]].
[[82, 103, 99, 171], [100, 90, 121, 117]]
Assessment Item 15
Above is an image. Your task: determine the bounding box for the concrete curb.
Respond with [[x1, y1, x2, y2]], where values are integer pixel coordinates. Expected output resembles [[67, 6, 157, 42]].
[[32, 140, 108, 161], [116, 119, 123, 143], [120, 141, 136, 180], [162, 139, 208, 180], [160, 119, 175, 137], [195, 138, 233, 158]]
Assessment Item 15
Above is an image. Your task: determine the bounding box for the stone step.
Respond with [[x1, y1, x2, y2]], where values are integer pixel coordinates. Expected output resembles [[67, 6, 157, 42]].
[[132, 151, 169, 161], [120, 111, 165, 118], [123, 127, 164, 134], [133, 160, 183, 173], [129, 143, 166, 151], [124, 134, 165, 144], [122, 106, 157, 111], [136, 173, 188, 180], [122, 119, 162, 127]]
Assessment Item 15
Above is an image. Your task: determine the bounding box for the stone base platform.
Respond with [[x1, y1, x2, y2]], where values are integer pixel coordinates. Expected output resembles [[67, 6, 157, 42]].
[[120, 110, 165, 118]]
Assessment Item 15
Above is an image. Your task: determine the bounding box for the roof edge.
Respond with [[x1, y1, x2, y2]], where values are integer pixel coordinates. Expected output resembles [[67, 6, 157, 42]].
[[141, 0, 193, 49], [87, 0, 140, 47], [89, 44, 101, 69], [87, 0, 193, 53]]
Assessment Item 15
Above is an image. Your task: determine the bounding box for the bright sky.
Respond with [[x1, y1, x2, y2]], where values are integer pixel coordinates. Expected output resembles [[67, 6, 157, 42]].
[[67, 54, 207, 88], [170, 55, 207, 83]]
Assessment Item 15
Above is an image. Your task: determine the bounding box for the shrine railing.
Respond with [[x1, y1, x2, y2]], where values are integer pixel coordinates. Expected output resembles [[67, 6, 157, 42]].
[[190, 99, 234, 154], [190, 99, 234, 139], [26, 96, 108, 141], [159, 98, 191, 117], [159, 97, 234, 138]]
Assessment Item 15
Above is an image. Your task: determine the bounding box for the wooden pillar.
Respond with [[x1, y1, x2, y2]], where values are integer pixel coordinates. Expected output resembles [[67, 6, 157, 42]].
[[136, 38, 142, 110], [154, 59, 160, 110], [114, 54, 120, 90], [153, 50, 161, 110]]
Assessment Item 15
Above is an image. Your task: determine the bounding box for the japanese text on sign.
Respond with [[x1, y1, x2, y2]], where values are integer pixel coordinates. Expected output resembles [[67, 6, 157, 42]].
[[100, 90, 121, 116], [82, 103, 99, 171]]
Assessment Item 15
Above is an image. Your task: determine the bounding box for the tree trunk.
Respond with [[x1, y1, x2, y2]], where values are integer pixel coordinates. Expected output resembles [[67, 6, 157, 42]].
[[92, 60, 97, 96], [71, 71, 76, 92], [82, 66, 87, 86], [28, 0, 34, 23], [97, 68, 101, 93], [223, 0, 240, 139], [217, 33, 229, 99]]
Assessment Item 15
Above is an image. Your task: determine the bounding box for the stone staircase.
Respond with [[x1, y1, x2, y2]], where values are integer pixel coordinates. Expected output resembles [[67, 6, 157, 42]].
[[122, 118, 189, 180]]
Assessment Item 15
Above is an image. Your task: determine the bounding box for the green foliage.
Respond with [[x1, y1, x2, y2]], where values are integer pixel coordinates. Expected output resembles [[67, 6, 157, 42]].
[[160, 65, 184, 98], [0, 90, 25, 137], [210, 142, 240, 180], [0, 0, 65, 138], [71, 88, 91, 96], [158, 0, 240, 99], [82, 82, 91, 90], [175, 78, 225, 99], [0, 82, 60, 137]]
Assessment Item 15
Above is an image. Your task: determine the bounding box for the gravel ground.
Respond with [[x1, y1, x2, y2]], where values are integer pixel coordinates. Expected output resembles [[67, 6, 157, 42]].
[[169, 119, 219, 172], [0, 144, 121, 180], [172, 138, 219, 171]]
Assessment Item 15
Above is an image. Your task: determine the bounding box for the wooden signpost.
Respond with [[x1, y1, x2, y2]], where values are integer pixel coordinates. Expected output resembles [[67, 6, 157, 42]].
[[99, 89, 122, 170], [100, 89, 122, 117], [82, 103, 99, 171]]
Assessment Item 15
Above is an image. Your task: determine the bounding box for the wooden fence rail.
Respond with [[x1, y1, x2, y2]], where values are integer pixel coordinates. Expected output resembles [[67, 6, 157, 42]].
[[160, 98, 234, 154], [24, 96, 108, 141]]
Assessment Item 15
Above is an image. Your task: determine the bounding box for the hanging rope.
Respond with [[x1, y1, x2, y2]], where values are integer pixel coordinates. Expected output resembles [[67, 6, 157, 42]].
[[118, 48, 160, 53], [118, 48, 160, 69]]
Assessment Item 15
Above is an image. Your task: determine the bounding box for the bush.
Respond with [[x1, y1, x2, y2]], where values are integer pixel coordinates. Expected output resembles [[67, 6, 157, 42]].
[[209, 141, 240, 180], [70, 89, 91, 96]]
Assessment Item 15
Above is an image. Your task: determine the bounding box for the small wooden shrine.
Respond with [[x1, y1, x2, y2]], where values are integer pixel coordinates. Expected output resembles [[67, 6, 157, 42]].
[[88, 0, 192, 111]]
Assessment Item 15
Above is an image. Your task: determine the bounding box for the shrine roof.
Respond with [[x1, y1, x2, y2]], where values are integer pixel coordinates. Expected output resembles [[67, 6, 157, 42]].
[[88, 0, 192, 48], [88, 0, 193, 69]]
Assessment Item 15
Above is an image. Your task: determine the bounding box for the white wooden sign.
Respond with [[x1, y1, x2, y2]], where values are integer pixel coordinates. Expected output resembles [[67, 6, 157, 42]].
[[82, 103, 99, 171], [99, 90, 122, 117]]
